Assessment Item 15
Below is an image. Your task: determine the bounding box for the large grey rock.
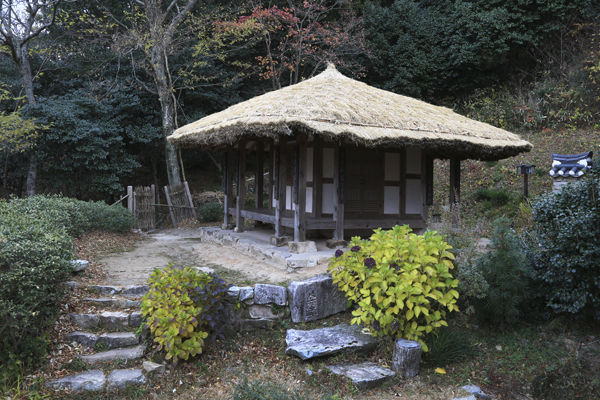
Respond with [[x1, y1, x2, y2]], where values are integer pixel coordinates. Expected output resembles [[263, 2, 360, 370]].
[[288, 241, 317, 254], [129, 311, 143, 328], [238, 286, 254, 304], [460, 385, 489, 399], [66, 331, 98, 348], [327, 362, 395, 389], [452, 396, 477, 400], [89, 285, 122, 295], [391, 339, 422, 378], [81, 345, 145, 365], [142, 360, 166, 376], [70, 313, 100, 329], [83, 297, 141, 308], [285, 324, 377, 360], [254, 284, 287, 306], [248, 305, 282, 319], [46, 370, 105, 392], [288, 274, 348, 323], [99, 311, 130, 331], [107, 369, 146, 389], [122, 285, 148, 297], [226, 286, 241, 302], [97, 332, 139, 349], [70, 259, 89, 273]]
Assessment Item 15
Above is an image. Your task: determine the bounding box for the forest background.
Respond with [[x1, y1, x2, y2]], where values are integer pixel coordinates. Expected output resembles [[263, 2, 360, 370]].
[[1, 0, 599, 203]]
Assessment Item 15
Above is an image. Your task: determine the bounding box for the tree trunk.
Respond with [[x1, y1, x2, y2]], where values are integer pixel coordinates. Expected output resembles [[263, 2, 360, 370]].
[[18, 43, 38, 196], [151, 46, 182, 187]]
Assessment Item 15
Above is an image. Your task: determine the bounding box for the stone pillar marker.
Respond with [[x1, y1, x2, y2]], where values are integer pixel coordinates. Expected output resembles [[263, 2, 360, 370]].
[[391, 339, 422, 378]]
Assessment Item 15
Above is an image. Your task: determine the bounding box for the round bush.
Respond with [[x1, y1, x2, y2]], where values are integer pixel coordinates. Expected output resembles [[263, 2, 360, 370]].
[[328, 225, 459, 350]]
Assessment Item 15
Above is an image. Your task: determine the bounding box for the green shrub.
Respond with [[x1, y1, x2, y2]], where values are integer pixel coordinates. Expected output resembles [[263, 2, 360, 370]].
[[6, 195, 134, 236], [474, 188, 511, 207], [233, 379, 310, 400], [474, 218, 530, 327], [198, 202, 223, 223], [0, 204, 72, 385], [328, 225, 459, 350], [141, 265, 230, 362], [527, 171, 600, 320]]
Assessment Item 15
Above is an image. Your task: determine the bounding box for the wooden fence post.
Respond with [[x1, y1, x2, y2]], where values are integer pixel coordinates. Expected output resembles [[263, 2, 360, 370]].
[[183, 181, 197, 219], [127, 186, 133, 212], [164, 185, 177, 228]]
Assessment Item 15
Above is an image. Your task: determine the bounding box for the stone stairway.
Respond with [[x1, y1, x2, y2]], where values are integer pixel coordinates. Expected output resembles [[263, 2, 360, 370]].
[[46, 281, 162, 393], [285, 323, 399, 389]]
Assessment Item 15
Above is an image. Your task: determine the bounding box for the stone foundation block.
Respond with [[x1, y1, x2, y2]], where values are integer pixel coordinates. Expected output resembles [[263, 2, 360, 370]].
[[288, 274, 348, 323], [288, 241, 317, 254], [254, 284, 287, 306]]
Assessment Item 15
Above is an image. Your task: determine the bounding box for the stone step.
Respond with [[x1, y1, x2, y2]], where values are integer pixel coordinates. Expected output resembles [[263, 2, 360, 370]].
[[87, 284, 148, 298], [46, 368, 148, 392], [327, 362, 395, 390], [81, 344, 145, 365], [107, 368, 146, 390], [46, 370, 105, 392], [70, 311, 142, 331], [66, 331, 139, 349], [285, 324, 377, 360], [83, 297, 141, 309]]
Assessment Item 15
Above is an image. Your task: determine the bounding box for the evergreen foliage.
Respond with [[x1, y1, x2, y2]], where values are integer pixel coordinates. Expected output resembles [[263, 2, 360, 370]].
[[474, 218, 530, 327], [528, 171, 600, 320]]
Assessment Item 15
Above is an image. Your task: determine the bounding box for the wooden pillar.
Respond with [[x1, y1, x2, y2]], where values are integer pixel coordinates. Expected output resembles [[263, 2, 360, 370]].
[[333, 145, 345, 240], [293, 138, 307, 242], [223, 149, 234, 228], [236, 140, 246, 232], [266, 141, 273, 211], [255, 141, 264, 208], [449, 158, 461, 205], [425, 155, 434, 206], [273, 141, 282, 237], [449, 158, 460, 228], [313, 137, 323, 218]]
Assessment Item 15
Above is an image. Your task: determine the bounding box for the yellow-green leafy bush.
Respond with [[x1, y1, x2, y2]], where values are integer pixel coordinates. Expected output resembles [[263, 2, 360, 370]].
[[141, 265, 229, 362], [328, 225, 459, 350]]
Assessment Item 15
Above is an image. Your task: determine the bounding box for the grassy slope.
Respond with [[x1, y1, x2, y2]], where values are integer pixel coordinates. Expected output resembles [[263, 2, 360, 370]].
[[432, 128, 599, 232]]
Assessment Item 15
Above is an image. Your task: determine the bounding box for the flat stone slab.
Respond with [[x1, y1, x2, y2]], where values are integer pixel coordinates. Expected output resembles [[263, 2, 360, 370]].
[[129, 311, 143, 328], [46, 370, 105, 392], [285, 324, 377, 360], [70, 259, 89, 273], [81, 345, 145, 365], [288, 274, 348, 323], [67, 331, 98, 348], [142, 360, 165, 376], [99, 311, 130, 331], [122, 285, 149, 297], [107, 368, 146, 389], [97, 332, 139, 349], [89, 285, 122, 295], [327, 362, 395, 389], [83, 297, 141, 308], [70, 313, 100, 329], [288, 241, 317, 254], [254, 284, 287, 305]]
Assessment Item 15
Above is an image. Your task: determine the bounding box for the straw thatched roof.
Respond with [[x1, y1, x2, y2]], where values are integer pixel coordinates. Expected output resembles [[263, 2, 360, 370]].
[[169, 64, 531, 160]]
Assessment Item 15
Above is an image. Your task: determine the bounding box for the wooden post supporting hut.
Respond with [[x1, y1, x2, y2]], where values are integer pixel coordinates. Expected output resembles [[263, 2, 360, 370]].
[[169, 64, 532, 242]]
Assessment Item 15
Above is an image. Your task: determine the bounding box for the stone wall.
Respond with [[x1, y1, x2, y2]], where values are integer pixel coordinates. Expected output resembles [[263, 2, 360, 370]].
[[222, 275, 348, 331]]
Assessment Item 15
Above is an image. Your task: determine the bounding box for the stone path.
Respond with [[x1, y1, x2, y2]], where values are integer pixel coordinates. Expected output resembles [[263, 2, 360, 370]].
[[46, 279, 161, 393], [97, 228, 330, 286]]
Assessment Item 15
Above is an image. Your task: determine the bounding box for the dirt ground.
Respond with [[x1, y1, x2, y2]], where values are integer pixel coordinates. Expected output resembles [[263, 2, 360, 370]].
[[98, 228, 329, 286]]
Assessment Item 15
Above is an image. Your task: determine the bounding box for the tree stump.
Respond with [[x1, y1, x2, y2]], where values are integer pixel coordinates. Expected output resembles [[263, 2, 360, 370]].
[[392, 339, 422, 378]]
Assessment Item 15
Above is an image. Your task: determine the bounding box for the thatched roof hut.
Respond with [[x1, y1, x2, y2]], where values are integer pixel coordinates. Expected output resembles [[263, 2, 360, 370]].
[[170, 64, 531, 161], [169, 64, 531, 242]]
